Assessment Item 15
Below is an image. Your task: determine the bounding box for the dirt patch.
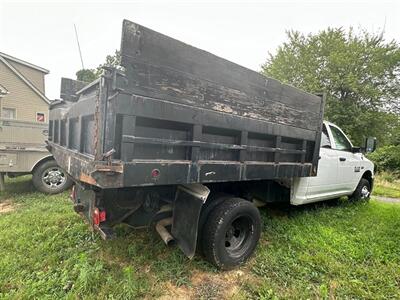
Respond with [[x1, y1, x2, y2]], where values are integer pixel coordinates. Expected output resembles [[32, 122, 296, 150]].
[[161, 266, 256, 299], [159, 282, 192, 300], [374, 196, 400, 204], [0, 200, 16, 214]]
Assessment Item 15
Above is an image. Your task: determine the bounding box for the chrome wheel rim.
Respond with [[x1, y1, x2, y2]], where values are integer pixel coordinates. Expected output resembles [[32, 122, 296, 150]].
[[41, 167, 66, 189], [361, 186, 370, 199]]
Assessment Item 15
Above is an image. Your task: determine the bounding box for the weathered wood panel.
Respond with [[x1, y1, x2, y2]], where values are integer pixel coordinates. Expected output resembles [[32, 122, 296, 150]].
[[120, 20, 323, 131], [48, 21, 325, 189]]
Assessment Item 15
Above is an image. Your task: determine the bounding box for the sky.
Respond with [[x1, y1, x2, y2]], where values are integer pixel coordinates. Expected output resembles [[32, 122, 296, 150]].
[[0, 0, 399, 100]]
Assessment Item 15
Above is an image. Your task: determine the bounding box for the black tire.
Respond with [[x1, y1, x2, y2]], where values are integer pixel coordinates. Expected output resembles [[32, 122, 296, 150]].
[[32, 160, 73, 194], [351, 178, 371, 201], [201, 197, 262, 270], [197, 193, 231, 255]]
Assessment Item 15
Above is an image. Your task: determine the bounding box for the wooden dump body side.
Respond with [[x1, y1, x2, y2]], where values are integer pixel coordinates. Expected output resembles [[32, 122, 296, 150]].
[[48, 20, 324, 189]]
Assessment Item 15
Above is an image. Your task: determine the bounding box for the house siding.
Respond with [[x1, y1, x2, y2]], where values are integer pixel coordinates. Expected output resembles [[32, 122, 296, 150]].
[[0, 60, 48, 123], [9, 60, 45, 93]]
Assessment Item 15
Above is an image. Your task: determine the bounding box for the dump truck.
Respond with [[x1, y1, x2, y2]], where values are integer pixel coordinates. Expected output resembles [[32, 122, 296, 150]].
[[48, 20, 375, 269]]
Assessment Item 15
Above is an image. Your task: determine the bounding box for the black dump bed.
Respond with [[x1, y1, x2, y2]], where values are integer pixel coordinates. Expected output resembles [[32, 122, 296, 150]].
[[48, 19, 324, 189]]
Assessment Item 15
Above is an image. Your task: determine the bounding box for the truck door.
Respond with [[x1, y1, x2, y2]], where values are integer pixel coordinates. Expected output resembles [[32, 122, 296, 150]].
[[328, 124, 361, 193], [306, 124, 340, 201]]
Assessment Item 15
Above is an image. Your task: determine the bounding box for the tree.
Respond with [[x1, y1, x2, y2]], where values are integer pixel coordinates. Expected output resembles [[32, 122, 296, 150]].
[[76, 69, 98, 83], [262, 28, 400, 146], [76, 50, 121, 82]]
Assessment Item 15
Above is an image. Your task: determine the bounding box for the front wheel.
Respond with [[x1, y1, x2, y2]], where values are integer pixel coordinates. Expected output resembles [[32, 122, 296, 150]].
[[351, 178, 371, 201], [32, 160, 73, 194], [201, 197, 262, 270]]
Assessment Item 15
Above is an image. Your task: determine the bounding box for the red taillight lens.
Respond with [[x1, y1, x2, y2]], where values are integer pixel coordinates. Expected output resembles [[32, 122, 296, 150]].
[[151, 168, 160, 178], [93, 208, 100, 226], [93, 207, 106, 226], [99, 210, 106, 223]]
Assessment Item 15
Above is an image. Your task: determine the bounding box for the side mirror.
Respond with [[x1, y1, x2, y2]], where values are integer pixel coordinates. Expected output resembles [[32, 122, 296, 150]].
[[351, 146, 361, 153], [364, 137, 377, 153]]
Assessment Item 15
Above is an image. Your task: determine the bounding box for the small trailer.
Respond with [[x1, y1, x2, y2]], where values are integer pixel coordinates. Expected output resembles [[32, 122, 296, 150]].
[[48, 20, 326, 269]]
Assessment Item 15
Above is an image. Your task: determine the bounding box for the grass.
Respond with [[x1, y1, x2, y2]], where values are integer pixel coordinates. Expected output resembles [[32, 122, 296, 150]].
[[1, 175, 400, 299], [373, 173, 400, 198]]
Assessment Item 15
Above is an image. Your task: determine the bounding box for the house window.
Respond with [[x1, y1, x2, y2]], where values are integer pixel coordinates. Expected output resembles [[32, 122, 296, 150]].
[[1, 107, 16, 119], [36, 112, 45, 122]]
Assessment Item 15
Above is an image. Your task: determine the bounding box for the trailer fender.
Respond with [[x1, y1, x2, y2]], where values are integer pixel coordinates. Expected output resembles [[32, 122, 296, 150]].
[[171, 184, 210, 258]]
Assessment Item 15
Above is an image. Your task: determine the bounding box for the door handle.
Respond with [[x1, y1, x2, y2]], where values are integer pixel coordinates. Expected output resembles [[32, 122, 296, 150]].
[[339, 157, 346, 162]]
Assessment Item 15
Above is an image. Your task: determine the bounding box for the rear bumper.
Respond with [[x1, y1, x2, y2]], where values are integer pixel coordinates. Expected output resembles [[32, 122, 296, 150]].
[[70, 181, 211, 258]]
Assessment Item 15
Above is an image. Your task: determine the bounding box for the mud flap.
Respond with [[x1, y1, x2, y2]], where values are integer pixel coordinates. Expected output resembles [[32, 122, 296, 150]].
[[73, 184, 115, 239], [172, 184, 210, 258]]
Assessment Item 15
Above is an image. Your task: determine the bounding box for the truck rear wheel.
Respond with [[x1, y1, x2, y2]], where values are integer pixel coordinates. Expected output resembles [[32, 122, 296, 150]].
[[32, 160, 73, 194], [201, 197, 262, 270]]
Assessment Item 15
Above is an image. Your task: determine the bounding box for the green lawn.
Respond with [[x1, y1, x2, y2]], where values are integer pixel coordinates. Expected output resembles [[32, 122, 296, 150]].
[[1, 176, 400, 299], [373, 174, 400, 199]]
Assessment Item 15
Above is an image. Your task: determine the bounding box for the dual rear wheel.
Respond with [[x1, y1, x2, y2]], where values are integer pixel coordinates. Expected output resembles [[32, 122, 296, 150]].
[[199, 197, 262, 270], [199, 177, 371, 269]]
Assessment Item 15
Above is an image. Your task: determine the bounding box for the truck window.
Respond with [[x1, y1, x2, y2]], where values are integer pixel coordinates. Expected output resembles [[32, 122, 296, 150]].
[[321, 125, 331, 148], [329, 125, 351, 151]]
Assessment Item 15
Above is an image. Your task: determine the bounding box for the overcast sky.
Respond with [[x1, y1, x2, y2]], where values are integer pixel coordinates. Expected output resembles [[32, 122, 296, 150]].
[[1, 0, 399, 100]]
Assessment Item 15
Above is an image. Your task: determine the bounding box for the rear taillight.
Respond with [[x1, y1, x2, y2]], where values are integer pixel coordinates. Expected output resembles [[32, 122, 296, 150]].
[[100, 210, 106, 222], [93, 208, 106, 226]]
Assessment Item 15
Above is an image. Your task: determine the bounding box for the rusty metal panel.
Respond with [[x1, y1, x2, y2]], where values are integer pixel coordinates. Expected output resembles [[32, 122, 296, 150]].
[[48, 20, 324, 189], [120, 19, 322, 131]]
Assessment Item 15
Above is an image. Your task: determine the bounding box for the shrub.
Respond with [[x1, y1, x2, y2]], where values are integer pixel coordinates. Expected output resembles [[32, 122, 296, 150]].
[[368, 145, 400, 175]]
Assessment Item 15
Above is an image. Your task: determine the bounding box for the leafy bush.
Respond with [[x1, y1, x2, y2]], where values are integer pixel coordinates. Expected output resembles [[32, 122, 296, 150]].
[[368, 145, 400, 175]]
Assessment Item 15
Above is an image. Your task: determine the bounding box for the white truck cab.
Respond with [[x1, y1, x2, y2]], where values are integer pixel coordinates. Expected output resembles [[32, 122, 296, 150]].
[[292, 121, 374, 205]]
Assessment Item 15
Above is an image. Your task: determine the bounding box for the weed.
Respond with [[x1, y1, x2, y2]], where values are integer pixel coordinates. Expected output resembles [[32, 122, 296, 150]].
[[374, 173, 400, 198]]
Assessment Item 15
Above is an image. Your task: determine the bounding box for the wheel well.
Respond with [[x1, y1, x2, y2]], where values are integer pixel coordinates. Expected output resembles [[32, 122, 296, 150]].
[[362, 170, 373, 187], [31, 156, 55, 174]]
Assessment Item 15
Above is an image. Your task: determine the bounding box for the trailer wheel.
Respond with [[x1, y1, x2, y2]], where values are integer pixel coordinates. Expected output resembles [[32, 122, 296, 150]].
[[32, 160, 73, 194], [201, 197, 261, 270], [351, 178, 371, 201]]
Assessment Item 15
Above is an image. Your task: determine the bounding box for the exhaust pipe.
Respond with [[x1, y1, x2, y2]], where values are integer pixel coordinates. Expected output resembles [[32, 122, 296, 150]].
[[155, 217, 175, 246]]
